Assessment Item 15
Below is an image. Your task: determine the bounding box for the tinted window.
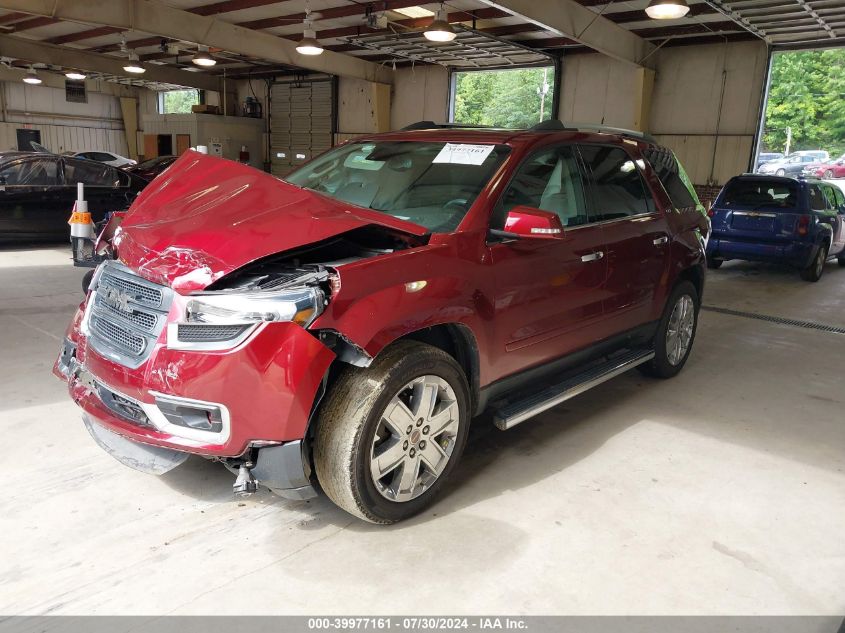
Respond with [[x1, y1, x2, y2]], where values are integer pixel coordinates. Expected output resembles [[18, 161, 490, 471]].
[[822, 186, 838, 210], [722, 179, 798, 210], [64, 158, 120, 187], [809, 186, 827, 211], [643, 146, 697, 210], [495, 145, 590, 229], [91, 152, 115, 162], [0, 158, 60, 185], [579, 145, 651, 220], [834, 187, 845, 208]]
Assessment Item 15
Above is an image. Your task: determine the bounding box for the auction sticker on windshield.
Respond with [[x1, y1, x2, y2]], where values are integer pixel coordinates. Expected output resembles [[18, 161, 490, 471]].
[[433, 143, 495, 165]]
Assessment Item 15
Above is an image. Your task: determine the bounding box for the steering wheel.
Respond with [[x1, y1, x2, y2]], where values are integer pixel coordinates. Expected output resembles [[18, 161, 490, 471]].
[[443, 198, 469, 210]]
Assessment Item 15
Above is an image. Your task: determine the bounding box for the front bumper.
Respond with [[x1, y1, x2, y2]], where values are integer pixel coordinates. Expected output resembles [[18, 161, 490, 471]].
[[55, 301, 336, 497]]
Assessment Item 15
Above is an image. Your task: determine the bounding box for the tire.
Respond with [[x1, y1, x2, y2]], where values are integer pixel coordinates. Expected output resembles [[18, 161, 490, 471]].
[[800, 243, 828, 282], [776, 169, 786, 176], [838, 253, 845, 267], [825, 170, 834, 179], [706, 257, 723, 270], [314, 340, 470, 524], [640, 281, 699, 379], [82, 269, 95, 294]]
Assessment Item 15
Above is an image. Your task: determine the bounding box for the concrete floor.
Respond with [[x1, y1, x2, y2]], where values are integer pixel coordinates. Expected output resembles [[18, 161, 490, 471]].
[[1, 245, 843, 615]]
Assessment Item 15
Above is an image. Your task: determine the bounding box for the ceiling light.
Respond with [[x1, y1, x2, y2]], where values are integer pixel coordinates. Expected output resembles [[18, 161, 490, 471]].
[[394, 6, 435, 19], [192, 45, 216, 67], [645, 0, 690, 19], [65, 70, 87, 80], [123, 52, 145, 74], [424, 5, 456, 42], [23, 67, 42, 85], [296, 17, 323, 55]]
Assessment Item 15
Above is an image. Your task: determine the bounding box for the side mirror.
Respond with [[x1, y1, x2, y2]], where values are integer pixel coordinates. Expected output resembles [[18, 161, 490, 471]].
[[490, 205, 564, 241]]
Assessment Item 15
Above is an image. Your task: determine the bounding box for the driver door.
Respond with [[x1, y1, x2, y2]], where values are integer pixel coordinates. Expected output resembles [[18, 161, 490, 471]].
[[488, 144, 610, 379]]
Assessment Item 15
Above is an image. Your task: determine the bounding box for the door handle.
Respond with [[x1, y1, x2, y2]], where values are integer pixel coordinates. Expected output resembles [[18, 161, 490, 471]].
[[653, 236, 669, 246], [581, 251, 605, 263]]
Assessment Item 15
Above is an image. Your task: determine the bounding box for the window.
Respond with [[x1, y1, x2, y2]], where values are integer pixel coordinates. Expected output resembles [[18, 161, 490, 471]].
[[0, 158, 59, 185], [833, 187, 845, 209], [65, 79, 87, 104], [158, 89, 200, 114], [579, 146, 652, 221], [822, 185, 838, 210], [452, 66, 556, 128], [494, 146, 589, 229], [809, 186, 827, 211], [642, 146, 698, 210], [88, 152, 115, 163], [722, 179, 798, 210], [285, 141, 510, 233], [63, 158, 121, 187]]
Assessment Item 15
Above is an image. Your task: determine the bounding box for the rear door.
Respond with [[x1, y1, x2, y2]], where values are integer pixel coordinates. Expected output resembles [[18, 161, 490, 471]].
[[578, 144, 670, 330], [62, 158, 131, 221], [0, 156, 65, 239]]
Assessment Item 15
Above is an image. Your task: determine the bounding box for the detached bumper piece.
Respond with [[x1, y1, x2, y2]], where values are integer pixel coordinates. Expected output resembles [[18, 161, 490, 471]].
[[251, 441, 317, 501], [83, 415, 189, 475]]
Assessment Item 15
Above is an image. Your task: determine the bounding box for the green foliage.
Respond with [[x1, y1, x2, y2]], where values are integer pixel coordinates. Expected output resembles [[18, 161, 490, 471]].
[[161, 89, 199, 114], [453, 67, 555, 129], [764, 49, 845, 156]]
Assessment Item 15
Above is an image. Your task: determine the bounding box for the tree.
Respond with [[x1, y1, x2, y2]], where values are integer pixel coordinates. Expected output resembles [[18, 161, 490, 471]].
[[453, 67, 554, 128], [763, 49, 845, 156], [161, 89, 199, 114]]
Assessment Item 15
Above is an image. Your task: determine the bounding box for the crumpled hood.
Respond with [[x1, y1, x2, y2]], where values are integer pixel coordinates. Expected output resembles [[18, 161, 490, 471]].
[[115, 151, 427, 292]]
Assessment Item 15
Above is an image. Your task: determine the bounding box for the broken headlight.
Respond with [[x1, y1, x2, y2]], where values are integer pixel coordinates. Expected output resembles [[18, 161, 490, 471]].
[[167, 287, 325, 350]]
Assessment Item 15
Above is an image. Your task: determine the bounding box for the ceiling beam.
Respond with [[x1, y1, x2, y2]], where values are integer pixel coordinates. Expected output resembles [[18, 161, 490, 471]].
[[0, 34, 222, 91], [478, 0, 656, 67], [0, 0, 394, 83], [8, 15, 59, 31]]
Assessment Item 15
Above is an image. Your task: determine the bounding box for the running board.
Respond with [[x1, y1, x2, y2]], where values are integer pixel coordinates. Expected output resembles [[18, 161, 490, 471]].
[[493, 349, 655, 430]]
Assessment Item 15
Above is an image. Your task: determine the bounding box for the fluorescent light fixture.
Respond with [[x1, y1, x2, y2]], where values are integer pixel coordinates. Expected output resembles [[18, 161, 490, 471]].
[[424, 5, 456, 42], [394, 6, 435, 18], [296, 19, 323, 55], [123, 52, 145, 74], [645, 0, 690, 19], [23, 68, 42, 85], [65, 71, 87, 80], [192, 45, 216, 67]]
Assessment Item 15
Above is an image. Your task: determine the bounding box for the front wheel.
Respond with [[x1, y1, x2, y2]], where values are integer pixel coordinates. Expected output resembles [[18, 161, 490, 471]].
[[640, 281, 699, 379], [825, 170, 834, 179], [800, 244, 828, 282], [776, 169, 786, 176], [314, 341, 470, 524]]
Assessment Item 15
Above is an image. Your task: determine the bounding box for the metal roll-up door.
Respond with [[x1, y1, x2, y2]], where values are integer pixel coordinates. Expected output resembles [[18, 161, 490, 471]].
[[270, 78, 336, 176]]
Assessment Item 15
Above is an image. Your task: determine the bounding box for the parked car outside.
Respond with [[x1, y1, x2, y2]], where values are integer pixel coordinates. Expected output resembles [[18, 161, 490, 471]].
[[758, 150, 830, 176], [54, 127, 709, 524], [756, 152, 784, 169], [70, 150, 136, 168], [125, 155, 177, 181], [805, 154, 845, 179], [707, 174, 845, 281], [0, 152, 147, 242]]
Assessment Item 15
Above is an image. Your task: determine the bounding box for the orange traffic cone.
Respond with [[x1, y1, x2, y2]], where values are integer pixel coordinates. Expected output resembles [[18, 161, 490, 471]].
[[69, 183, 96, 264]]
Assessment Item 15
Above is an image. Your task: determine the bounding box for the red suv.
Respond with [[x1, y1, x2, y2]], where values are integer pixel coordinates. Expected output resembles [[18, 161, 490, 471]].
[[55, 123, 709, 523]]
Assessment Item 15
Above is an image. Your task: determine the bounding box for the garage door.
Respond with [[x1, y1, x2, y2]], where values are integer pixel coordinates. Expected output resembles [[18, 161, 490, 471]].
[[270, 78, 335, 176]]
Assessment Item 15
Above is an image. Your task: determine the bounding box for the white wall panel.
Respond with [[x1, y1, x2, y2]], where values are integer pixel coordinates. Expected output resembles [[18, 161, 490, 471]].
[[390, 65, 448, 130], [559, 53, 639, 129]]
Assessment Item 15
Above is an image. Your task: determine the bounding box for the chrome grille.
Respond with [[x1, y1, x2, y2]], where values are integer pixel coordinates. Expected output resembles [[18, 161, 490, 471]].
[[87, 261, 174, 368]]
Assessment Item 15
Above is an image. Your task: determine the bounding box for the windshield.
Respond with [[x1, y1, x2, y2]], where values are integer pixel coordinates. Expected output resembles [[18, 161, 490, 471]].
[[722, 179, 798, 211], [284, 141, 510, 232]]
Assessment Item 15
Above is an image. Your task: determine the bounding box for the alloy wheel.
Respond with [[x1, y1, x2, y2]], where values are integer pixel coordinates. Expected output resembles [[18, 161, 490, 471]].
[[665, 295, 695, 366], [369, 375, 460, 503]]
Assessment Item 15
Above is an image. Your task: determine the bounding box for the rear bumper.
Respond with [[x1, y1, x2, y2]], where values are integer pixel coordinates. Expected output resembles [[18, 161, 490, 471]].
[[706, 236, 816, 268]]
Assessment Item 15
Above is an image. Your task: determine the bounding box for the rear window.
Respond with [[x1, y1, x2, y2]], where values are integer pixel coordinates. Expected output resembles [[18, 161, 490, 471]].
[[642, 146, 697, 210], [721, 179, 799, 211]]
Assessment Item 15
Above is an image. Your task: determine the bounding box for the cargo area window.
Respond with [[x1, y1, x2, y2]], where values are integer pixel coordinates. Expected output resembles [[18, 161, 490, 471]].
[[723, 180, 798, 210]]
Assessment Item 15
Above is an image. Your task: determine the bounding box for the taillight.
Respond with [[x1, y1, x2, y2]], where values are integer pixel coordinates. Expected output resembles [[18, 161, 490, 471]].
[[797, 215, 811, 236], [707, 206, 715, 218]]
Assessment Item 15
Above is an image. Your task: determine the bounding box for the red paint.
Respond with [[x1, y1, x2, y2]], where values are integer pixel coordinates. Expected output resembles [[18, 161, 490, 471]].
[[56, 132, 706, 459]]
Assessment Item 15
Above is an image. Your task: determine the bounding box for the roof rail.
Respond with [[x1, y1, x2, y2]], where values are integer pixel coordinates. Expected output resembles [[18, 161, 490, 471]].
[[528, 119, 656, 143], [401, 121, 494, 131]]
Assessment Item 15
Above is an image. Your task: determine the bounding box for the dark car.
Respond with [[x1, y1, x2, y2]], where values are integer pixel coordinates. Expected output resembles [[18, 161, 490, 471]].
[[756, 152, 784, 169], [55, 125, 708, 524], [125, 155, 177, 181], [0, 152, 147, 242], [707, 175, 845, 281]]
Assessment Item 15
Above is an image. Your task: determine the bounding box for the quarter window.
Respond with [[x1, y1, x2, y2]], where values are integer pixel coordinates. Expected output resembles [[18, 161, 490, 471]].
[[64, 159, 120, 187], [494, 145, 590, 229], [579, 145, 652, 221], [809, 186, 827, 211]]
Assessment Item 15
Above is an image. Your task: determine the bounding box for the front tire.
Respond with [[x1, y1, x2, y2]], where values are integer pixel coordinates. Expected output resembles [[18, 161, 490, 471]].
[[825, 170, 834, 179], [640, 281, 699, 379], [776, 169, 786, 176], [800, 243, 828, 282], [314, 341, 470, 524]]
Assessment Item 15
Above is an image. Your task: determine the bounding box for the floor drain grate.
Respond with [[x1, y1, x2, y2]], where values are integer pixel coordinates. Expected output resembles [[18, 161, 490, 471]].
[[702, 306, 845, 335]]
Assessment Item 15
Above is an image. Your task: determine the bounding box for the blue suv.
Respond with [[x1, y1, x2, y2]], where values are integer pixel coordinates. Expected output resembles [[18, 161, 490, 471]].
[[707, 175, 845, 281]]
